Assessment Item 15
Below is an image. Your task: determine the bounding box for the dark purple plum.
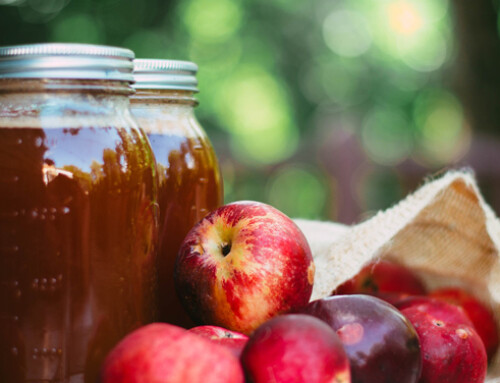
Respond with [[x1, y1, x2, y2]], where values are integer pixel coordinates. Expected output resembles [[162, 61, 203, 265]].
[[298, 294, 422, 383]]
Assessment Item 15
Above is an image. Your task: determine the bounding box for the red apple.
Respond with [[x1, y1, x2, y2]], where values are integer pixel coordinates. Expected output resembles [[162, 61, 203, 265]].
[[429, 287, 499, 360], [333, 260, 426, 296], [241, 314, 351, 383], [188, 325, 248, 358], [298, 295, 422, 383], [401, 306, 487, 383], [394, 296, 475, 328], [174, 201, 315, 335], [100, 323, 244, 383]]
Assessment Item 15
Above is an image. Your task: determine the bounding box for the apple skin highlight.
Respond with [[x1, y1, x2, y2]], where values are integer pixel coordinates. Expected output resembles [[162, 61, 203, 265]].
[[174, 201, 315, 335]]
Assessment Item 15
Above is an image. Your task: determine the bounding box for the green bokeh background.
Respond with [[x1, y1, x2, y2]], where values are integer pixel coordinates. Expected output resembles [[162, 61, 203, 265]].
[[2, 0, 500, 223]]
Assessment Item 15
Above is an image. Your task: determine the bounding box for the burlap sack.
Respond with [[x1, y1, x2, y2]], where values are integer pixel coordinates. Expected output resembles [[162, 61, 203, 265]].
[[294, 170, 500, 382]]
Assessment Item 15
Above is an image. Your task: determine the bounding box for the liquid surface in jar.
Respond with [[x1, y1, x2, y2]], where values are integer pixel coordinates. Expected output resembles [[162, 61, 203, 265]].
[[0, 124, 157, 383], [147, 131, 222, 326]]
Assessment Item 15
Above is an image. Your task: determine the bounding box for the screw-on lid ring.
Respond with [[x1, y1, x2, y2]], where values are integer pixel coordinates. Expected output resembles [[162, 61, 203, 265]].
[[133, 59, 199, 92], [0, 43, 135, 82]]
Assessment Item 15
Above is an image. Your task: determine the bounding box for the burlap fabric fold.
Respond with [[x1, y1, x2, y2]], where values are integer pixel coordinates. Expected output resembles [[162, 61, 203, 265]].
[[294, 170, 500, 382]]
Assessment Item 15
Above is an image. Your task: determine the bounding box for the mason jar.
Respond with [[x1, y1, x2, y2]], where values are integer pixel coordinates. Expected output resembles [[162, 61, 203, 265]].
[[130, 59, 223, 327], [0, 44, 158, 383]]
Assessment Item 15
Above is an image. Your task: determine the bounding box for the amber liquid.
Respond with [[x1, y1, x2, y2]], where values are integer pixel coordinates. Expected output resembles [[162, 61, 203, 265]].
[[147, 131, 222, 327], [0, 125, 157, 383]]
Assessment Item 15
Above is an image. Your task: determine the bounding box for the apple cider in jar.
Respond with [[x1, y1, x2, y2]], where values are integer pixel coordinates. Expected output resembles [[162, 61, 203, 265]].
[[0, 44, 158, 383], [131, 59, 223, 327]]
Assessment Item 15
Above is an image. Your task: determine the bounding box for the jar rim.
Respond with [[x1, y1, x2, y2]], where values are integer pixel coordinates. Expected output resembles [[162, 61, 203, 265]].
[[0, 43, 135, 83], [133, 59, 199, 92]]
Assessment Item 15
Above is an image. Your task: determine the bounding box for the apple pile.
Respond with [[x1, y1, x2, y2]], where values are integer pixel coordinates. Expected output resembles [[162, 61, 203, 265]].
[[99, 201, 499, 383], [331, 259, 498, 382]]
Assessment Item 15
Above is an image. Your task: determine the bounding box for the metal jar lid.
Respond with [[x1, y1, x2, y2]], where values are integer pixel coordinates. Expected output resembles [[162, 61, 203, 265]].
[[0, 43, 135, 82], [133, 59, 199, 92]]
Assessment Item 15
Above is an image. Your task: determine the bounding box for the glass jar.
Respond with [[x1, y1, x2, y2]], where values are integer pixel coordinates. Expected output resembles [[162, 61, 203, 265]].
[[130, 59, 223, 327], [0, 44, 158, 383]]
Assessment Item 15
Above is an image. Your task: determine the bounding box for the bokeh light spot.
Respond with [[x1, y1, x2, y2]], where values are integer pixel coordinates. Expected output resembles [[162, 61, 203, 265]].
[[214, 65, 298, 164], [388, 1, 423, 36], [362, 106, 413, 165], [231, 124, 298, 165], [373, 0, 452, 72], [28, 0, 67, 14], [397, 27, 448, 72], [0, 0, 24, 4], [323, 10, 372, 57], [183, 0, 243, 43], [300, 57, 369, 106], [412, 0, 449, 23], [216, 71, 288, 134], [267, 165, 328, 219], [413, 89, 469, 164]]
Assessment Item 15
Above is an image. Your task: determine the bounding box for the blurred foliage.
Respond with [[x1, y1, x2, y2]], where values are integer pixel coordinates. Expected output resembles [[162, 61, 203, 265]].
[[1, 0, 499, 222]]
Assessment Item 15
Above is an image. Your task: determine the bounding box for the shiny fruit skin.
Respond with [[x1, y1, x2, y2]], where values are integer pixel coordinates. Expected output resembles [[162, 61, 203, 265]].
[[401, 307, 487, 383], [429, 287, 499, 360], [241, 314, 351, 383], [299, 295, 422, 383], [100, 323, 244, 383], [174, 201, 314, 335]]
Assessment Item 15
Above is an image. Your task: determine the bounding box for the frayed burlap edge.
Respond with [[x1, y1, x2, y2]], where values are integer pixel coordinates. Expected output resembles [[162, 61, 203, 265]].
[[295, 169, 500, 382]]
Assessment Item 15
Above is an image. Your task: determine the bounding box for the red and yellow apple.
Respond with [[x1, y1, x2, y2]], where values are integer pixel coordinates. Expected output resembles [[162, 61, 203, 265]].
[[100, 323, 244, 383], [174, 201, 315, 335], [240, 314, 351, 383], [188, 325, 248, 358]]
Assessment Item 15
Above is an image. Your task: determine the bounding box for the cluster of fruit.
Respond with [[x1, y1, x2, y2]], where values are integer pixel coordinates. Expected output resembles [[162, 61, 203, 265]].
[[99, 201, 499, 383]]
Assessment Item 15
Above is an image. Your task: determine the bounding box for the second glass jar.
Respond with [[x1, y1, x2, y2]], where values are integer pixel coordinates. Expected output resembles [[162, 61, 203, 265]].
[[130, 59, 223, 327]]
